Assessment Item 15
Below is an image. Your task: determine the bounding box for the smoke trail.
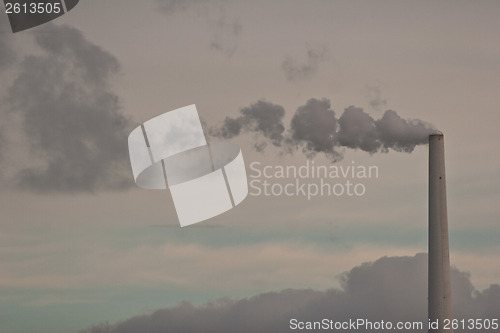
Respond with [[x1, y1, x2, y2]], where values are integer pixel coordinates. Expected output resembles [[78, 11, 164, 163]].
[[212, 98, 437, 160], [210, 100, 286, 152]]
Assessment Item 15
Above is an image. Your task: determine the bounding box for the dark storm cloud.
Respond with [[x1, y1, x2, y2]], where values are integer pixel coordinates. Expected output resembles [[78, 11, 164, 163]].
[[79, 254, 500, 333], [7, 24, 135, 192], [212, 98, 437, 160], [281, 46, 327, 81], [210, 100, 286, 151]]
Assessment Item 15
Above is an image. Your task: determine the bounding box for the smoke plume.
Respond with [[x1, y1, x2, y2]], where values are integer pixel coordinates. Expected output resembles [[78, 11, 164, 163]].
[[210, 100, 286, 152], [290, 98, 339, 160], [78, 254, 500, 333], [212, 98, 437, 160]]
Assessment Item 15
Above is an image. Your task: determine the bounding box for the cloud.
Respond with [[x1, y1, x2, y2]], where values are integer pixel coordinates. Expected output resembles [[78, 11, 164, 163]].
[[78, 254, 500, 333], [211, 98, 437, 159], [5, 24, 135, 192], [281, 46, 328, 81]]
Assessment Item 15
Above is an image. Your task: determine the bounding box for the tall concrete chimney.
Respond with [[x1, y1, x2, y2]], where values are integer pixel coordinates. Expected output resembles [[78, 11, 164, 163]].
[[428, 134, 452, 333]]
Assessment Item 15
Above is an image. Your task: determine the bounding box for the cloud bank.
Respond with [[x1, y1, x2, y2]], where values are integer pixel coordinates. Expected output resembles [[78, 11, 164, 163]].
[[212, 98, 437, 161], [78, 254, 500, 333]]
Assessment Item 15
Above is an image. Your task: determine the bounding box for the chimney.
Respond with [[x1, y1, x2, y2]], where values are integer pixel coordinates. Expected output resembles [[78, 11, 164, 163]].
[[428, 134, 452, 332]]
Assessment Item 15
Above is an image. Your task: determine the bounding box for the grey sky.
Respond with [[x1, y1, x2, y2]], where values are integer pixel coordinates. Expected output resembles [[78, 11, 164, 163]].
[[281, 45, 328, 81], [0, 1, 499, 332]]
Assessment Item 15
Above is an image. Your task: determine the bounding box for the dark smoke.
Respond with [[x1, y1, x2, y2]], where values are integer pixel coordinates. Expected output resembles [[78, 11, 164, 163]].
[[212, 98, 437, 160], [78, 254, 500, 333], [210, 100, 286, 152], [337, 106, 380, 153], [290, 98, 340, 160]]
